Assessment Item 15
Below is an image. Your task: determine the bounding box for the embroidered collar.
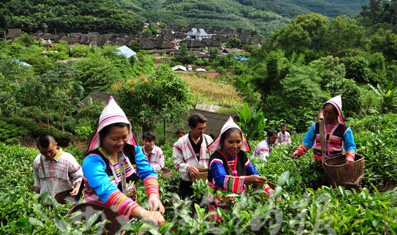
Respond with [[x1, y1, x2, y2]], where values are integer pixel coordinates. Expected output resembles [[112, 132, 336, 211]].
[[45, 147, 63, 161]]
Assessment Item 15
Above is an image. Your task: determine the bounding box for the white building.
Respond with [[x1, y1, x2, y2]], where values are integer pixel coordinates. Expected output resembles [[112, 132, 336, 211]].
[[186, 28, 213, 41]]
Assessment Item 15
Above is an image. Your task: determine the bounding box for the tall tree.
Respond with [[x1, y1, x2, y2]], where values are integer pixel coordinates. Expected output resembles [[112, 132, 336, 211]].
[[118, 64, 193, 144]]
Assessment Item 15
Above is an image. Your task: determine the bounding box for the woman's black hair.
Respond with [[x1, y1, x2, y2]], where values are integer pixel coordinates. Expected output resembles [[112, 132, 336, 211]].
[[219, 128, 242, 149], [323, 103, 339, 117], [99, 123, 129, 142]]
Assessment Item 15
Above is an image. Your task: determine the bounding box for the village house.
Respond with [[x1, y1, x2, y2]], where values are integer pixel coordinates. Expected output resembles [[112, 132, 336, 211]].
[[186, 28, 213, 41]]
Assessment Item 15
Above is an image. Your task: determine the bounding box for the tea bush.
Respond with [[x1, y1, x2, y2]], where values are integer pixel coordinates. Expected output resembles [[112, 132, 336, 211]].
[[1, 114, 397, 234]]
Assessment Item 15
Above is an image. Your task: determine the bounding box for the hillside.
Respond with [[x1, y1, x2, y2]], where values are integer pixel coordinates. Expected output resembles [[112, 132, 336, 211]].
[[117, 0, 368, 35], [0, 0, 144, 34], [0, 0, 369, 36]]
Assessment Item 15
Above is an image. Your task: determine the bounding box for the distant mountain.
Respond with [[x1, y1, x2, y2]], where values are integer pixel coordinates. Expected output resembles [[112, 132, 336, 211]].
[[117, 0, 368, 36], [0, 0, 368, 37]]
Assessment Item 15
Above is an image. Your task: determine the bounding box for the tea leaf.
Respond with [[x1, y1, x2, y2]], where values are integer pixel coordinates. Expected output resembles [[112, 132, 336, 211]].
[[86, 211, 103, 229], [54, 214, 70, 232]]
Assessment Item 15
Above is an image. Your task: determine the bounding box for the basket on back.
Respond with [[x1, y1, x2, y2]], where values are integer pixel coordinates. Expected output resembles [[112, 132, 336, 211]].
[[323, 154, 365, 188], [67, 203, 127, 235], [192, 168, 208, 183]]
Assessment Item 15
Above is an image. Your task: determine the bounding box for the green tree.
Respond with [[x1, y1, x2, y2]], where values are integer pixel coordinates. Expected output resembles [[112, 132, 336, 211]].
[[339, 79, 362, 118], [118, 64, 193, 143], [226, 37, 241, 48], [252, 50, 290, 101], [208, 47, 218, 60], [342, 56, 370, 84], [369, 28, 397, 62], [180, 43, 188, 56], [309, 56, 346, 90], [266, 13, 329, 61], [15, 63, 83, 130], [130, 42, 143, 52], [326, 16, 365, 54], [263, 65, 327, 132], [75, 53, 123, 96]]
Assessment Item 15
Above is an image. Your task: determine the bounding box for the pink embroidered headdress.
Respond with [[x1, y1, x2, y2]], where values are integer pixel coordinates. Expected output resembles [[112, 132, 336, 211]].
[[317, 94, 344, 125], [208, 116, 250, 152], [87, 96, 136, 152]]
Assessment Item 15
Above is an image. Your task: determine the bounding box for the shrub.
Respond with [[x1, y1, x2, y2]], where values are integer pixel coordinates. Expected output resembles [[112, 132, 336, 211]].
[[0, 117, 73, 146], [71, 44, 91, 57]]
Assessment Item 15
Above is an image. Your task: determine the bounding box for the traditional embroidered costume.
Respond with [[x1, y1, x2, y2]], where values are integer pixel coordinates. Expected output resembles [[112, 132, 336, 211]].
[[207, 117, 274, 220], [142, 145, 164, 172], [172, 132, 213, 198], [33, 148, 83, 196], [276, 131, 291, 146], [294, 95, 356, 162], [82, 97, 159, 220], [251, 139, 272, 162]]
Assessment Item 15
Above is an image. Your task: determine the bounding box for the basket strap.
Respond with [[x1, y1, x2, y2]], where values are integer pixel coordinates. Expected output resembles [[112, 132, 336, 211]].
[[319, 120, 325, 166], [40, 155, 46, 178], [320, 120, 344, 186], [118, 151, 127, 194]]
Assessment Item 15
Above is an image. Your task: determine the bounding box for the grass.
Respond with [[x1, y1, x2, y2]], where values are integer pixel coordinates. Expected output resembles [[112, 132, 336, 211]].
[[179, 73, 244, 107]]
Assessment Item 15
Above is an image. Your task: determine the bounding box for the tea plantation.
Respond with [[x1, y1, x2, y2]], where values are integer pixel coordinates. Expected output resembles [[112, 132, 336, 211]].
[[0, 114, 396, 234]]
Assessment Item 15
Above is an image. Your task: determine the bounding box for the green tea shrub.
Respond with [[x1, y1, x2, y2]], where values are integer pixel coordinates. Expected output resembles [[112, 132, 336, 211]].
[[0, 117, 73, 146]]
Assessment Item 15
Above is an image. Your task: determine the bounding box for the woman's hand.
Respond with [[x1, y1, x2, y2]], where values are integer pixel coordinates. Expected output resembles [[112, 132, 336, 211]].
[[148, 194, 165, 214], [141, 210, 165, 227], [244, 175, 267, 186], [345, 159, 354, 168]]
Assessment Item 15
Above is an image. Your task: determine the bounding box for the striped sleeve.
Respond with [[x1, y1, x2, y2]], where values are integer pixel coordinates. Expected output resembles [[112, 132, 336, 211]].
[[106, 191, 139, 220], [296, 144, 309, 157], [344, 128, 356, 162], [33, 157, 41, 193], [210, 159, 246, 193], [172, 141, 189, 176], [68, 154, 83, 185], [295, 123, 316, 157], [263, 183, 274, 196], [143, 176, 159, 198], [158, 147, 165, 170], [135, 145, 158, 179], [134, 146, 159, 197]]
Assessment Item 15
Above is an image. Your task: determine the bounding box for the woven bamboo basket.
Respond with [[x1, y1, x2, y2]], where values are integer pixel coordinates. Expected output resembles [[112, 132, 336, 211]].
[[67, 203, 126, 235], [323, 154, 365, 188], [160, 167, 172, 178], [192, 168, 208, 183], [53, 188, 75, 204]]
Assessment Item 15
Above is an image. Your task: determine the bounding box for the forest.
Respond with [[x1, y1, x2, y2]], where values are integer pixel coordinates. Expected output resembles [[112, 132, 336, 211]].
[[0, 0, 144, 34], [1, 0, 369, 36], [1, 0, 397, 234]]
